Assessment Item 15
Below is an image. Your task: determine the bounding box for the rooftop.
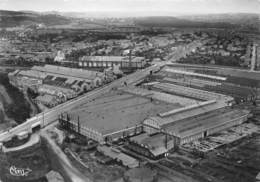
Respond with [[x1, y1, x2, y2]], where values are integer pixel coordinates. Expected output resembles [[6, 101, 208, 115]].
[[35, 94, 57, 103], [18, 70, 47, 79], [80, 56, 145, 63], [39, 84, 75, 94], [70, 90, 179, 135], [152, 82, 233, 102], [130, 133, 170, 156], [163, 109, 250, 138], [163, 67, 227, 81], [121, 86, 199, 107], [32, 65, 103, 80], [144, 100, 228, 127]]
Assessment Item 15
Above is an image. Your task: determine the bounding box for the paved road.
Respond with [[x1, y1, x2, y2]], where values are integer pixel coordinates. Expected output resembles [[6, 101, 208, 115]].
[[0, 41, 203, 142], [41, 131, 90, 182]]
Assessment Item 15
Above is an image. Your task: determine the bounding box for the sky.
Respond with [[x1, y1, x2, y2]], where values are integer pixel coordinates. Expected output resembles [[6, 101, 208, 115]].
[[0, 0, 260, 16]]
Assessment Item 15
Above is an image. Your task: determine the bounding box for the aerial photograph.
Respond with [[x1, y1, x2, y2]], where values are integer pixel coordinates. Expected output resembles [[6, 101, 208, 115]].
[[0, 0, 259, 181]]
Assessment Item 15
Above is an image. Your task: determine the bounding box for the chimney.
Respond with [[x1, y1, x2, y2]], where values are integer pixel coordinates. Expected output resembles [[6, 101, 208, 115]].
[[129, 50, 132, 68], [251, 44, 257, 71]]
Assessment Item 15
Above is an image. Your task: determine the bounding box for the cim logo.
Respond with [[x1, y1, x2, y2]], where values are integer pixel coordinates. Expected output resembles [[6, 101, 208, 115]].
[[9, 166, 32, 177]]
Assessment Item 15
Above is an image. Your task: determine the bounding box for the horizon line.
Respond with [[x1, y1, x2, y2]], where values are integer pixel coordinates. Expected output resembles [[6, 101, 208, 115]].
[[1, 9, 259, 16]]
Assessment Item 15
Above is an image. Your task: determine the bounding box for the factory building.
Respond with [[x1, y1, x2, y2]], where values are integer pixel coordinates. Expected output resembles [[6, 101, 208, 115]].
[[143, 108, 250, 145], [141, 81, 250, 145], [59, 70, 251, 157], [8, 65, 108, 108], [8, 70, 43, 91], [59, 89, 179, 143], [127, 133, 175, 159], [157, 66, 258, 103], [32, 65, 105, 88], [79, 56, 146, 69]]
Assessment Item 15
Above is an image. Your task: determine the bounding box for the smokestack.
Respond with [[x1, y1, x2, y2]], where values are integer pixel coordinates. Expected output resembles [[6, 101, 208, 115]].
[[129, 50, 132, 68], [251, 44, 257, 71]]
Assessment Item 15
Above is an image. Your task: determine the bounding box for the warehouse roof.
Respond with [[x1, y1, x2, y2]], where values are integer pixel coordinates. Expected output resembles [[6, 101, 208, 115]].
[[152, 82, 233, 102], [121, 86, 199, 107], [70, 90, 179, 135], [80, 56, 145, 63], [164, 109, 250, 138], [130, 133, 170, 156], [32, 65, 103, 80], [18, 70, 47, 79], [143, 100, 228, 127], [163, 68, 227, 81]]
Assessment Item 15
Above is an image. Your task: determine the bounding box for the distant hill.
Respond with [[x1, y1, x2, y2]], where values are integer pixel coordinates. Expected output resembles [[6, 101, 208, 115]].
[[134, 16, 239, 29], [0, 10, 72, 28], [1, 10, 258, 30], [179, 13, 259, 25]]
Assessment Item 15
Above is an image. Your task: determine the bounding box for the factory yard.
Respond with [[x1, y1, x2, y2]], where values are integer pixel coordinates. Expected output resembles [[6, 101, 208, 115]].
[[195, 123, 260, 182], [182, 122, 258, 153], [152, 120, 260, 182]]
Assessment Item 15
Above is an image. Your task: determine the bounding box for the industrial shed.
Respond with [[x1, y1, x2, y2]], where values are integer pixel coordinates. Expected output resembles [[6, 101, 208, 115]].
[[32, 65, 104, 87], [127, 133, 175, 159], [79, 56, 146, 69], [143, 98, 229, 134], [59, 90, 177, 143], [143, 108, 251, 145]]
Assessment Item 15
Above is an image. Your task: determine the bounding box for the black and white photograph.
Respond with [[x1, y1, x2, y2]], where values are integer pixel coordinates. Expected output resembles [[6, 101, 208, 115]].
[[0, 0, 259, 181]]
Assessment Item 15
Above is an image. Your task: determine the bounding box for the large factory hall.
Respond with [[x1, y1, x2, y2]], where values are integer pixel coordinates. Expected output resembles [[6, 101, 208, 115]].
[[59, 65, 253, 159]]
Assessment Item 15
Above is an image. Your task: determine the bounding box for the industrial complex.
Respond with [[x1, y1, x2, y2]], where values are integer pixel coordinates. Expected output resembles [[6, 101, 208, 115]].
[[1, 28, 259, 182], [59, 64, 253, 159], [8, 64, 116, 109]]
